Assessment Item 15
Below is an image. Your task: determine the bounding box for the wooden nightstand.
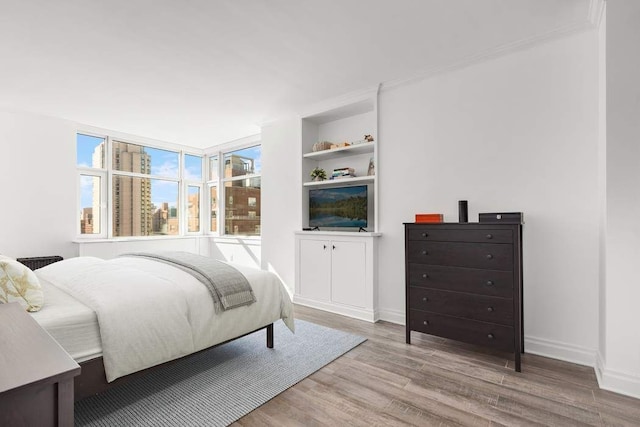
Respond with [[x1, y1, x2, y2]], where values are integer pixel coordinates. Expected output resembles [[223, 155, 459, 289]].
[[0, 302, 81, 427]]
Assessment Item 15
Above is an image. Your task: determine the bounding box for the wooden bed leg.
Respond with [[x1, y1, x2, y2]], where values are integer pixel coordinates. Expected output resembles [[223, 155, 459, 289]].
[[266, 323, 274, 348]]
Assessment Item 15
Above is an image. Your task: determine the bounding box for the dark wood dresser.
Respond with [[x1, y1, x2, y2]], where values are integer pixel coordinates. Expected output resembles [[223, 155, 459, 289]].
[[404, 222, 523, 371], [0, 302, 81, 426]]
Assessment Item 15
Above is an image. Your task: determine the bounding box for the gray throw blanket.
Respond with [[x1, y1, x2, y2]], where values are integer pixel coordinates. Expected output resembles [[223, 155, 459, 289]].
[[121, 251, 256, 312]]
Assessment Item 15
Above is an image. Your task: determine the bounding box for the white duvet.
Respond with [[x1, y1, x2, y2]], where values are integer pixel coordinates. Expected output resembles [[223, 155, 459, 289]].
[[36, 256, 294, 382]]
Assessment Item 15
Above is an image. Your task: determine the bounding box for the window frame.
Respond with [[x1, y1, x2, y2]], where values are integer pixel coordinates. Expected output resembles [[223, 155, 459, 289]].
[[206, 138, 261, 238], [76, 131, 205, 240], [76, 131, 108, 239]]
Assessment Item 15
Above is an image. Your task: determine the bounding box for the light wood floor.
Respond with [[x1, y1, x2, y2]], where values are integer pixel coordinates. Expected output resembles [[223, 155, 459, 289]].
[[234, 305, 640, 426]]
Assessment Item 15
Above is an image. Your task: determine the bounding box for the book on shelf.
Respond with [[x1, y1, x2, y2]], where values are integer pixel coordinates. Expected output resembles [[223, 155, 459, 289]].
[[415, 213, 444, 223], [332, 167, 355, 177]]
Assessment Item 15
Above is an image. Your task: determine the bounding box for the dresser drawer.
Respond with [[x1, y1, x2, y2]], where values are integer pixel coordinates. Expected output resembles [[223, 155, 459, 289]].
[[407, 241, 513, 271], [407, 228, 512, 244], [409, 287, 513, 325], [409, 310, 514, 352], [408, 264, 513, 297]]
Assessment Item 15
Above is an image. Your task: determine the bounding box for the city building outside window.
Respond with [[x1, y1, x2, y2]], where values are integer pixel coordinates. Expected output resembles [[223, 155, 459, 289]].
[[207, 144, 261, 236]]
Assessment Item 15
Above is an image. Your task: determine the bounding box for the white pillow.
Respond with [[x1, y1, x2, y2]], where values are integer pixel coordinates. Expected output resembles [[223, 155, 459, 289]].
[[0, 258, 44, 312]]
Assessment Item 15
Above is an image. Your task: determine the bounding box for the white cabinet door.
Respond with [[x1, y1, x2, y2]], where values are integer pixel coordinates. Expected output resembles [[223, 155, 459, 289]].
[[331, 240, 366, 307], [299, 239, 331, 301]]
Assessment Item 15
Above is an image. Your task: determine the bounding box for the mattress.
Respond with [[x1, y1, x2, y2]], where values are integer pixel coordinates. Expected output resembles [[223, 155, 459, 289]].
[[29, 278, 102, 363]]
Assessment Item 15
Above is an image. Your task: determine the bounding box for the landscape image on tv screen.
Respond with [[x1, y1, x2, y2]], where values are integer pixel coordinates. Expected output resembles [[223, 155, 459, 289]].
[[309, 185, 367, 228]]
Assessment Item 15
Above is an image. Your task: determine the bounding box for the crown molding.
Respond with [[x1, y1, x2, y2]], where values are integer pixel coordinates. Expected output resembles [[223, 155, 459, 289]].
[[381, 18, 599, 93]]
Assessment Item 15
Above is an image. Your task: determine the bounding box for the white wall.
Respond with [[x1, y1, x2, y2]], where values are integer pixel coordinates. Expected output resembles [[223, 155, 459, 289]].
[[264, 29, 601, 364], [260, 118, 301, 292], [377, 30, 600, 363], [599, 0, 640, 397], [0, 110, 79, 259]]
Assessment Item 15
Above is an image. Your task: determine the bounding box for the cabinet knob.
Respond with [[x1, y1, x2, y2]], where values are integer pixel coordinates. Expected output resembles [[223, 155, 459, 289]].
[[421, 232, 428, 238], [332, 245, 336, 250], [485, 280, 494, 286], [487, 307, 494, 312], [486, 234, 493, 239], [422, 273, 428, 279], [423, 320, 429, 326], [487, 333, 494, 339], [323, 244, 326, 250], [422, 297, 428, 302], [486, 254, 493, 260], [422, 250, 428, 256]]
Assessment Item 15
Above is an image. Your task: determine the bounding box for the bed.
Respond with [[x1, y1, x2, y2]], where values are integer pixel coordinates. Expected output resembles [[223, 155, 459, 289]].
[[26, 253, 294, 400]]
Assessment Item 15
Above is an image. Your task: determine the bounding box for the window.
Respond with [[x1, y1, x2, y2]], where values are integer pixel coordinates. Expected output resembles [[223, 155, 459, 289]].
[[76, 133, 203, 238], [111, 141, 180, 237], [77, 134, 106, 237], [207, 144, 261, 236], [187, 186, 200, 233], [79, 175, 101, 235], [210, 185, 218, 233]]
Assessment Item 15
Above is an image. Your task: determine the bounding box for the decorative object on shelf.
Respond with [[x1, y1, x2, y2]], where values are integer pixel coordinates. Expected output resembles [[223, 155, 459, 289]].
[[330, 142, 351, 150], [415, 213, 443, 223], [310, 167, 327, 181], [331, 167, 355, 179], [364, 134, 374, 142], [458, 200, 468, 223], [312, 141, 332, 152], [367, 157, 375, 176]]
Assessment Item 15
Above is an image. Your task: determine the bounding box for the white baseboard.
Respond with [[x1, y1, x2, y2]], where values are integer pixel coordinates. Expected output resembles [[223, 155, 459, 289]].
[[377, 308, 405, 325], [595, 352, 640, 399], [293, 296, 378, 323], [524, 335, 596, 367]]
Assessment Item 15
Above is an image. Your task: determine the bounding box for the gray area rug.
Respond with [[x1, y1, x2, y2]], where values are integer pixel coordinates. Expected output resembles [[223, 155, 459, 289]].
[[75, 319, 366, 426]]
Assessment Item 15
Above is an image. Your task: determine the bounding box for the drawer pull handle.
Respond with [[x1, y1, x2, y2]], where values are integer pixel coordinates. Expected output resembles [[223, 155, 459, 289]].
[[422, 232, 428, 238], [487, 307, 494, 312], [486, 234, 493, 239], [486, 254, 493, 260], [422, 250, 428, 256], [423, 320, 429, 326], [487, 333, 494, 339], [422, 297, 428, 302], [422, 273, 428, 279], [486, 280, 494, 286]]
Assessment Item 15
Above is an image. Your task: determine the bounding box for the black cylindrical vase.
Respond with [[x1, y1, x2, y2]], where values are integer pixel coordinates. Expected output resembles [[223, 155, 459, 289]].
[[458, 200, 468, 223]]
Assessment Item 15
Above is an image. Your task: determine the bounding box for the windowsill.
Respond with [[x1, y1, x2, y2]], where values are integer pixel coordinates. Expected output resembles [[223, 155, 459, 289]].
[[211, 235, 261, 242], [73, 235, 210, 243], [73, 234, 262, 244]]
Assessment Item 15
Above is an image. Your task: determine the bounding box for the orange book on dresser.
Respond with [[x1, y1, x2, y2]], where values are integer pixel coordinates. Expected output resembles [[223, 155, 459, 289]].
[[415, 213, 444, 223]]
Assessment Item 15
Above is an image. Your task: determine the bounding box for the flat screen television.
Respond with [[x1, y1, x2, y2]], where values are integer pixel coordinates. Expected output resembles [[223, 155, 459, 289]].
[[309, 185, 367, 228]]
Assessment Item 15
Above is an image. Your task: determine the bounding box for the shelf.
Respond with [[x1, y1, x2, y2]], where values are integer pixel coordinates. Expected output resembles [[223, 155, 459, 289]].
[[303, 176, 374, 187], [303, 143, 374, 160]]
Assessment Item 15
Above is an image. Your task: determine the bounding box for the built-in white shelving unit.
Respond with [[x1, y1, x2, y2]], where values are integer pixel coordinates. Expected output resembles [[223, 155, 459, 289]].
[[300, 88, 379, 231], [295, 86, 381, 322]]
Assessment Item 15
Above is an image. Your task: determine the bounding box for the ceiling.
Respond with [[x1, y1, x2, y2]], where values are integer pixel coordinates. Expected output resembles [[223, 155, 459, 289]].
[[0, 0, 596, 148]]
